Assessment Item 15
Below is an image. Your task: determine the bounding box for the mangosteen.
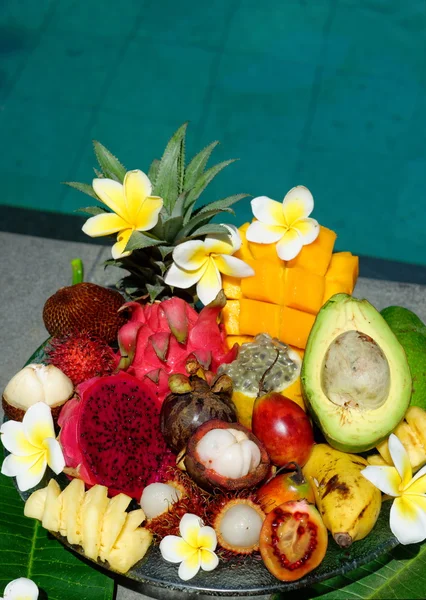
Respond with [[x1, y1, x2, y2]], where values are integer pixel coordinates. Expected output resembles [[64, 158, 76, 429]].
[[160, 373, 237, 453], [184, 419, 270, 492]]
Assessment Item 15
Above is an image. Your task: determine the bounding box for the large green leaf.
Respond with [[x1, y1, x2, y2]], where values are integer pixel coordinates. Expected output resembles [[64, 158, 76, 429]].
[[183, 159, 237, 218], [153, 122, 188, 212], [63, 181, 99, 200], [0, 458, 115, 599], [93, 141, 126, 182], [124, 230, 165, 252], [183, 140, 219, 192]]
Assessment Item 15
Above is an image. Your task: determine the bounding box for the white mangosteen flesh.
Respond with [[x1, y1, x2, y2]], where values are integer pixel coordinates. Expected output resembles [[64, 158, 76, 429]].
[[220, 504, 263, 548], [140, 483, 182, 519], [196, 428, 261, 479]]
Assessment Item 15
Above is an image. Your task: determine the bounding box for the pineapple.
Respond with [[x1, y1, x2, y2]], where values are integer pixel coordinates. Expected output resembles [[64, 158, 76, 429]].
[[66, 123, 248, 304], [59, 477, 85, 545]]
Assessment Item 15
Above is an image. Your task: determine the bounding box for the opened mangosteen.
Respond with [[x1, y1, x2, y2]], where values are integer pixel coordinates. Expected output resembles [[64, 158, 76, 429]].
[[160, 372, 237, 453], [184, 419, 270, 492]]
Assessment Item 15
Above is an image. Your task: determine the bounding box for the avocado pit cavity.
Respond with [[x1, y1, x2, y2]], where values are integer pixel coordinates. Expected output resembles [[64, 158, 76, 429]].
[[321, 330, 390, 410]]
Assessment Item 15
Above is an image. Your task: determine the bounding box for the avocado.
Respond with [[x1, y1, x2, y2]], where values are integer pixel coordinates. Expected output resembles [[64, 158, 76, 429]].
[[301, 294, 412, 452], [381, 306, 426, 410]]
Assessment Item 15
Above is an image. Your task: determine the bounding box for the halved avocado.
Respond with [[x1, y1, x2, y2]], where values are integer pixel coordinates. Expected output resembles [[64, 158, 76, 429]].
[[301, 294, 412, 452]]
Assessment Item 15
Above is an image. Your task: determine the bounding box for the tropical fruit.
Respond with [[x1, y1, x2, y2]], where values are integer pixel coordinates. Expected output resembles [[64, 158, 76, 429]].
[[222, 224, 358, 350], [43, 282, 126, 343], [58, 372, 176, 498], [118, 292, 237, 402], [381, 306, 426, 409], [25, 480, 152, 573], [218, 333, 303, 429]]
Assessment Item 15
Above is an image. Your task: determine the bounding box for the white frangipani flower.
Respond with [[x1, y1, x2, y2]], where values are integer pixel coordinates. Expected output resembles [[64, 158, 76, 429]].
[[246, 185, 319, 261], [164, 225, 254, 305], [159, 513, 219, 580], [0, 577, 39, 600], [362, 434, 426, 545], [1, 402, 65, 492]]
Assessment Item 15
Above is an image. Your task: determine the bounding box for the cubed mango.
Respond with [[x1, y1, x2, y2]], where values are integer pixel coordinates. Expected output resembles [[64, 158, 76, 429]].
[[239, 299, 281, 338], [287, 226, 337, 276], [241, 261, 286, 304], [279, 306, 316, 349], [222, 274, 242, 299], [283, 267, 325, 314], [222, 300, 240, 335]]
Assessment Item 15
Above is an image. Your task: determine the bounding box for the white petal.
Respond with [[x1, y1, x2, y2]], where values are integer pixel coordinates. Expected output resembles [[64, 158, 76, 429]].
[[172, 240, 208, 270], [1, 452, 43, 478], [0, 421, 39, 456], [204, 230, 235, 256], [222, 224, 242, 252], [406, 464, 426, 494], [82, 213, 128, 237], [3, 577, 39, 600], [251, 196, 286, 226], [178, 551, 201, 581], [164, 262, 206, 290], [160, 535, 195, 563], [197, 525, 217, 552], [282, 186, 314, 224], [23, 403, 55, 448], [276, 228, 303, 260], [92, 178, 128, 221], [16, 454, 47, 492], [388, 434, 413, 489], [295, 217, 320, 245], [111, 228, 133, 259], [180, 513, 204, 546], [390, 496, 426, 545], [200, 548, 219, 572], [196, 259, 222, 306], [214, 255, 254, 278], [44, 437, 65, 474], [246, 221, 284, 244], [361, 465, 401, 497]]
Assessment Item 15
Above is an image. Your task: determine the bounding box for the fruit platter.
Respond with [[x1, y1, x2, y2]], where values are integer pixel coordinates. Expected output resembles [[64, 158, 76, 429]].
[[2, 124, 426, 598]]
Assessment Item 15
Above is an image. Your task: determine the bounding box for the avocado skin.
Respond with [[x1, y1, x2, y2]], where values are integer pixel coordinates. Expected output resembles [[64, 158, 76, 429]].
[[381, 306, 426, 410]]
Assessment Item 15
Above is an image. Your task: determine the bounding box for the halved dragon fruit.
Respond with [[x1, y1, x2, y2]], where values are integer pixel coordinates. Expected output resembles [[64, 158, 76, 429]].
[[117, 291, 237, 402], [58, 372, 175, 498]]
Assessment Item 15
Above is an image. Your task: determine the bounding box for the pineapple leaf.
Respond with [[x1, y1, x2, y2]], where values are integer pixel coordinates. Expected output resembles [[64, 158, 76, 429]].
[[77, 206, 108, 216], [93, 167, 103, 177], [195, 193, 250, 214], [150, 214, 165, 240], [163, 215, 184, 243], [93, 140, 126, 182], [146, 282, 166, 302], [148, 158, 161, 186], [171, 192, 187, 218], [153, 122, 188, 213], [124, 231, 165, 252], [64, 181, 98, 199], [184, 141, 219, 191], [178, 131, 185, 194], [177, 208, 233, 240], [158, 245, 174, 259], [183, 159, 237, 217], [184, 223, 231, 239]]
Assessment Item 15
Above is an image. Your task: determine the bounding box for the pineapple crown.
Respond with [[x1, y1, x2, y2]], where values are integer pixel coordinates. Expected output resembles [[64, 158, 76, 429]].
[[65, 123, 249, 304]]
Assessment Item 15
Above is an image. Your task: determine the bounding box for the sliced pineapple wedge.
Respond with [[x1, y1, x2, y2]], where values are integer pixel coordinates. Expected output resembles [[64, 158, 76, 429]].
[[24, 486, 48, 520], [106, 509, 152, 574], [41, 479, 62, 532], [59, 477, 85, 545], [80, 485, 109, 560], [99, 493, 132, 561]]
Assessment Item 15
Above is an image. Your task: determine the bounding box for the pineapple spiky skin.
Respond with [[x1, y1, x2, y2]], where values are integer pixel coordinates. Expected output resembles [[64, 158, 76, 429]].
[[66, 123, 249, 305]]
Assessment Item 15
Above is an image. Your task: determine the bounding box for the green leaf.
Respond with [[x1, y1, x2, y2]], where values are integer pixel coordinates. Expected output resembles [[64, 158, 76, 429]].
[[163, 215, 184, 243], [147, 158, 161, 186], [0, 459, 115, 599], [77, 206, 108, 216], [171, 192, 188, 218], [177, 208, 233, 240], [124, 231, 165, 252], [64, 181, 98, 199], [183, 159, 237, 218], [195, 193, 250, 215], [177, 131, 185, 195], [183, 141, 219, 191], [183, 223, 231, 239], [93, 140, 126, 182], [146, 282, 165, 302], [157, 245, 174, 260], [153, 122, 188, 212]]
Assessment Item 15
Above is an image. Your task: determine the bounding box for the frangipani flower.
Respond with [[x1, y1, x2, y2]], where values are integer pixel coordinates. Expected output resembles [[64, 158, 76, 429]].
[[246, 185, 319, 261], [159, 513, 219, 581], [362, 434, 426, 545], [164, 225, 254, 305], [82, 169, 163, 259], [1, 402, 65, 492], [0, 577, 39, 600]]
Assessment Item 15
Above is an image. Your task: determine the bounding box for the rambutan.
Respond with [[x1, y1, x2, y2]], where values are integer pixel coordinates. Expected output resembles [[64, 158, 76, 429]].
[[46, 332, 118, 385]]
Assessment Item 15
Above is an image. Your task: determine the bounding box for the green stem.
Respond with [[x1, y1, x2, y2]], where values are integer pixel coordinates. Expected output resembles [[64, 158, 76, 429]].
[[71, 258, 84, 285]]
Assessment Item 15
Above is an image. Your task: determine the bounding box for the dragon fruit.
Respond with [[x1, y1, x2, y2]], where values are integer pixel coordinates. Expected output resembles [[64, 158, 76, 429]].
[[117, 291, 237, 402], [58, 372, 175, 498]]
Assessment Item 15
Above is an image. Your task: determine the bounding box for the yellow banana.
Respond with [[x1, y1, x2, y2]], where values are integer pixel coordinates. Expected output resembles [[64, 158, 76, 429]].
[[303, 444, 381, 548]]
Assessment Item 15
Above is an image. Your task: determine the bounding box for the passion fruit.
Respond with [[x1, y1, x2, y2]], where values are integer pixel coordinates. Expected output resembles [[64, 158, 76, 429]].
[[259, 500, 328, 581], [184, 419, 270, 492]]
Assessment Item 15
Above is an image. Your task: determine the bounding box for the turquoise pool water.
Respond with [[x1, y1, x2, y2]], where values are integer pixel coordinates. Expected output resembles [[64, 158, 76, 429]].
[[1, 0, 425, 266]]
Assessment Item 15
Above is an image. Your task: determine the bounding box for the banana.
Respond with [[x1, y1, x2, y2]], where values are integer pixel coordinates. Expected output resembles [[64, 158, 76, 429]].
[[303, 444, 382, 548], [24, 480, 153, 573]]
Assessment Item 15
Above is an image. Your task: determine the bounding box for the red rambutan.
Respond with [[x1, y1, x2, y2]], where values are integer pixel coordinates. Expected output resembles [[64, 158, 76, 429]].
[[46, 332, 118, 385]]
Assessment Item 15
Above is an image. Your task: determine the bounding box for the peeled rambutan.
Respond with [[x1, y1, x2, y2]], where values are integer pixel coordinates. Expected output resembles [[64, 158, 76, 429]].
[[46, 332, 118, 385]]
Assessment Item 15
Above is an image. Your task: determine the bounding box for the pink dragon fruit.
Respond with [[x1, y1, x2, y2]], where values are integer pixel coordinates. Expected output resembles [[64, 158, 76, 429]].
[[117, 291, 237, 402], [58, 372, 175, 498]]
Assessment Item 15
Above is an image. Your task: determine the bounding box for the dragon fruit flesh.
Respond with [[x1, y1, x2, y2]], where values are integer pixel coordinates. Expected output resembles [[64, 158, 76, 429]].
[[117, 291, 237, 402], [58, 372, 176, 498]]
